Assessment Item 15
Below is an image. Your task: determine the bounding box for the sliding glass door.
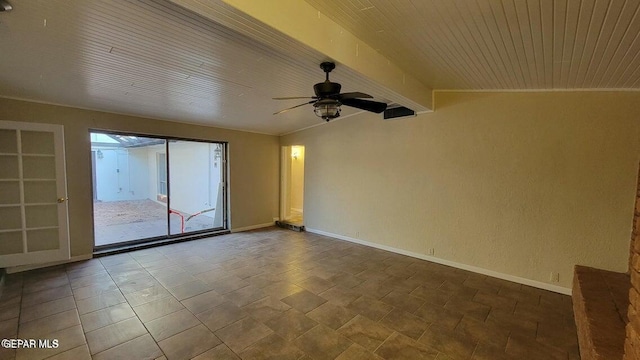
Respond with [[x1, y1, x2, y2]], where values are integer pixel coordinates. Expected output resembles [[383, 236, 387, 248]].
[[91, 132, 227, 248], [168, 140, 225, 235]]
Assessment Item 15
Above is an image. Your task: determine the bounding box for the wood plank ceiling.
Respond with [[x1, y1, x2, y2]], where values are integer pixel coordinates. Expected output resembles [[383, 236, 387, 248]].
[[305, 0, 640, 90], [0, 0, 639, 135]]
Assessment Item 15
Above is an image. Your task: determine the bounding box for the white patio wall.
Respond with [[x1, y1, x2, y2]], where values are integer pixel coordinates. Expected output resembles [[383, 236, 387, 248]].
[[93, 147, 149, 202], [167, 141, 221, 216], [93, 140, 222, 226]]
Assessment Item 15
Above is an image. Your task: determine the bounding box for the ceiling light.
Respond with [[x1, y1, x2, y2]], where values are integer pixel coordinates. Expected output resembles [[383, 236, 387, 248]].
[[0, 0, 12, 11], [313, 99, 341, 121]]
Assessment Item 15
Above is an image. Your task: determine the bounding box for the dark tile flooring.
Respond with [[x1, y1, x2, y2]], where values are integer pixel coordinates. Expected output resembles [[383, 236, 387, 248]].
[[0, 227, 579, 359]]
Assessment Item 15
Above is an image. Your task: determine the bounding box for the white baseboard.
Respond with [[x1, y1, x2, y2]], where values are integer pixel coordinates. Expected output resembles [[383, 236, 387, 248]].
[[231, 222, 276, 233], [306, 228, 572, 295], [7, 254, 94, 274]]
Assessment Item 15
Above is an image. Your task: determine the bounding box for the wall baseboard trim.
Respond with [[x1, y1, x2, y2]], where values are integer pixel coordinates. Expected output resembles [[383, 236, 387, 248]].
[[306, 228, 572, 295], [232, 222, 276, 233], [6, 254, 94, 274]]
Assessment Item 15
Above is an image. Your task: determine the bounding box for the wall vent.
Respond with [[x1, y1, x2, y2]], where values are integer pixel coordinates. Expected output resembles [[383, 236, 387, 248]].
[[384, 106, 415, 119]]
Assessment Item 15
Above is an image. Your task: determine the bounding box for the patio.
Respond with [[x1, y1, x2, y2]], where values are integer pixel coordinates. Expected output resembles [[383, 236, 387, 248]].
[[93, 200, 213, 247]]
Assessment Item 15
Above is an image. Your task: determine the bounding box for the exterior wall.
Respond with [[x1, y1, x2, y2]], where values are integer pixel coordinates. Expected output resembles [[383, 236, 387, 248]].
[[93, 146, 150, 202], [625, 165, 640, 359], [168, 141, 221, 217], [94, 148, 124, 201], [0, 97, 280, 257], [146, 144, 164, 203], [128, 147, 151, 201], [282, 91, 640, 291]]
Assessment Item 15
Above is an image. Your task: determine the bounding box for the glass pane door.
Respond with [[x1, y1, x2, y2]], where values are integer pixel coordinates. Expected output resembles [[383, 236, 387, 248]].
[[0, 129, 21, 256], [0, 121, 69, 267], [91, 131, 227, 248], [23, 130, 60, 252], [168, 140, 225, 235], [91, 133, 168, 247]]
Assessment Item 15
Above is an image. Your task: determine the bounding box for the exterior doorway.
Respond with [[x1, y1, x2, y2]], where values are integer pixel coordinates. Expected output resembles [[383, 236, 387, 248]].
[[279, 145, 304, 230]]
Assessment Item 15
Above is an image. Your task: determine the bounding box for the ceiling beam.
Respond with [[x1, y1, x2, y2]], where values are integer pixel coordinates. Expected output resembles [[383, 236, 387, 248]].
[[168, 0, 433, 111]]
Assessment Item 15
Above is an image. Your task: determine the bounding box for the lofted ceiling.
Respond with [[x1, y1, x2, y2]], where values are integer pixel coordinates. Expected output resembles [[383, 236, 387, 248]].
[[304, 0, 640, 90], [0, 0, 639, 135]]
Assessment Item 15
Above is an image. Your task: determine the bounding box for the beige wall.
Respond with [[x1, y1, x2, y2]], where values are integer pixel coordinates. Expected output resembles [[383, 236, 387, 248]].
[[0, 98, 280, 257], [282, 91, 640, 290]]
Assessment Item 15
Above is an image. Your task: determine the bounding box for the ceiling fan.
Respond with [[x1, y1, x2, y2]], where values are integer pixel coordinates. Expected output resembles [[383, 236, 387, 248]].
[[273, 62, 388, 121]]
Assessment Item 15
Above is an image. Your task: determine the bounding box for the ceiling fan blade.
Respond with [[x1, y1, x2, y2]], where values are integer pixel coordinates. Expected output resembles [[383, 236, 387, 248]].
[[341, 98, 387, 113], [335, 92, 373, 100], [273, 100, 316, 115], [273, 96, 317, 100]]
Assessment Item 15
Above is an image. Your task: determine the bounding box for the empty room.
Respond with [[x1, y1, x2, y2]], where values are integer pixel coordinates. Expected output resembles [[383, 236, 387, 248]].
[[1, 0, 639, 359]]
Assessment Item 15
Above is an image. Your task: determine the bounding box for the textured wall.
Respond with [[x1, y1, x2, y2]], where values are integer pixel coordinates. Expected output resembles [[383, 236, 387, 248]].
[[282, 91, 640, 291], [625, 166, 640, 359], [0, 98, 280, 257]]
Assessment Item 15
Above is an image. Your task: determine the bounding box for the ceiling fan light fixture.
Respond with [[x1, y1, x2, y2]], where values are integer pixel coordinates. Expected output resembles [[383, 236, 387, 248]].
[[274, 62, 386, 120], [314, 99, 341, 121], [0, 0, 12, 11]]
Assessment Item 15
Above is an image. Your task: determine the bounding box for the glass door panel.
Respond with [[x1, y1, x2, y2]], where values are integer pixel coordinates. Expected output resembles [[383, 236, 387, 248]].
[[0, 129, 18, 152], [0, 128, 23, 259], [23, 181, 57, 203], [25, 205, 59, 227], [168, 140, 224, 235], [0, 181, 20, 204], [0, 206, 22, 230], [0, 155, 19, 179], [91, 132, 168, 247], [0, 232, 23, 256], [91, 131, 227, 248], [21, 131, 55, 154], [22, 157, 56, 179], [26, 228, 59, 251]]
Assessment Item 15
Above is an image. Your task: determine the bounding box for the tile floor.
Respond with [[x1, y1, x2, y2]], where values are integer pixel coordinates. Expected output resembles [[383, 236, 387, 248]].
[[0, 227, 580, 360]]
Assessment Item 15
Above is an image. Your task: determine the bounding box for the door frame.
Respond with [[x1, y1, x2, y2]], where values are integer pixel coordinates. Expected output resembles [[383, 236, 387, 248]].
[[280, 145, 305, 223], [89, 129, 229, 250]]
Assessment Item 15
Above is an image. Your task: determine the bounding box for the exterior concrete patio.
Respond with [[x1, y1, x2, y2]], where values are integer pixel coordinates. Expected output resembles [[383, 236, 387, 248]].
[[93, 200, 214, 247]]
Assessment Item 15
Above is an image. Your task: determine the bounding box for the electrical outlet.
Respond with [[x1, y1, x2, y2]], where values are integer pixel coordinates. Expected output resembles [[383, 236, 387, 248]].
[[427, 248, 435, 255], [550, 272, 560, 283]]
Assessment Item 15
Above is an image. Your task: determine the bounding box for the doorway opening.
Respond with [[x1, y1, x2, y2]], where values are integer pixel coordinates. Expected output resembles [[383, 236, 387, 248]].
[[279, 145, 305, 231], [90, 131, 227, 249]]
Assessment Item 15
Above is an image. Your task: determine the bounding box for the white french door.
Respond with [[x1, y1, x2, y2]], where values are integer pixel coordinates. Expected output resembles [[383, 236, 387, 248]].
[[0, 121, 70, 267]]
